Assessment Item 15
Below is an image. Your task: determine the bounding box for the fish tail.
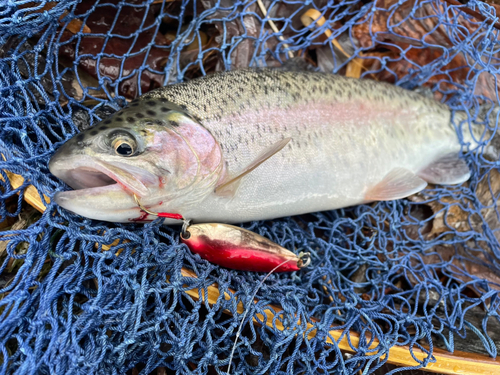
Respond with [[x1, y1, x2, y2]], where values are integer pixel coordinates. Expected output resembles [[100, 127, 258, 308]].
[[454, 106, 500, 160]]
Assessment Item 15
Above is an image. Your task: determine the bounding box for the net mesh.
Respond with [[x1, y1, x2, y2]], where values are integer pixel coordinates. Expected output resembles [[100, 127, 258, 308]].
[[1, 0, 500, 374]]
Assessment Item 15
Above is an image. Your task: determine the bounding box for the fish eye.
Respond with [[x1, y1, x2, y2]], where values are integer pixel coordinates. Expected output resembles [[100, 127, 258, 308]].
[[108, 130, 138, 157], [113, 139, 136, 156]]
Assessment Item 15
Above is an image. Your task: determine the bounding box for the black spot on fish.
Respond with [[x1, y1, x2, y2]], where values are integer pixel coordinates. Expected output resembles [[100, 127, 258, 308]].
[[98, 126, 108, 131], [146, 110, 156, 116], [131, 103, 139, 107], [146, 101, 156, 107], [76, 134, 85, 142], [160, 107, 169, 113], [127, 116, 135, 122], [136, 113, 145, 119], [104, 120, 112, 124], [180, 104, 187, 111], [90, 130, 98, 136], [169, 120, 179, 127], [116, 117, 123, 122]]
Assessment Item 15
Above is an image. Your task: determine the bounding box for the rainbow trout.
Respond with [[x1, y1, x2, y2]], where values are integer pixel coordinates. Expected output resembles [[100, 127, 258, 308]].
[[48, 68, 492, 223]]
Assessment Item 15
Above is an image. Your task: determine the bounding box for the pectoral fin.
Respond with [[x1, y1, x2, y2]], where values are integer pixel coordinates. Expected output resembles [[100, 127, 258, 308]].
[[365, 168, 428, 201], [215, 138, 291, 196], [418, 153, 470, 185]]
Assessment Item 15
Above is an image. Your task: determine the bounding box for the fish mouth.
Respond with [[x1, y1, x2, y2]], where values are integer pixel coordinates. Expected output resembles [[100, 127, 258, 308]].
[[55, 166, 118, 191], [49, 155, 159, 222]]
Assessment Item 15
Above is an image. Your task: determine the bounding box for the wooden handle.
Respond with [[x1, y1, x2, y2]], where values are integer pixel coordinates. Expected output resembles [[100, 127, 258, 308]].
[[5, 169, 500, 374]]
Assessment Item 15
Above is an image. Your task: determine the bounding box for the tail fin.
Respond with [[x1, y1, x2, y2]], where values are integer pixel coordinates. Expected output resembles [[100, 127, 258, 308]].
[[453, 104, 500, 160]]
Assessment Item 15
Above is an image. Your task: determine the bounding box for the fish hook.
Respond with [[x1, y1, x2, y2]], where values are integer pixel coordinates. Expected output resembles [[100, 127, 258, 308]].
[[133, 194, 184, 221]]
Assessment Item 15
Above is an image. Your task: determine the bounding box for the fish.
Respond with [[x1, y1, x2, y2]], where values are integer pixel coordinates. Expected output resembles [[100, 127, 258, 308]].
[[48, 67, 496, 224]]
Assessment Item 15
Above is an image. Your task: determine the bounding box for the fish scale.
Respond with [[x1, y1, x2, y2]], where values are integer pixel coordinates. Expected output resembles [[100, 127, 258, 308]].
[[49, 68, 490, 223]]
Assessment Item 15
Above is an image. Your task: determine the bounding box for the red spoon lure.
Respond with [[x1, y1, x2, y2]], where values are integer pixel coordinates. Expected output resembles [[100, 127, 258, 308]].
[[180, 223, 310, 273]]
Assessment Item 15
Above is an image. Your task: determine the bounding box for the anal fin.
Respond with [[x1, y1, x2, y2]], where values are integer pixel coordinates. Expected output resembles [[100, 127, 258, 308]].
[[418, 153, 470, 185], [365, 168, 428, 201], [215, 138, 291, 197]]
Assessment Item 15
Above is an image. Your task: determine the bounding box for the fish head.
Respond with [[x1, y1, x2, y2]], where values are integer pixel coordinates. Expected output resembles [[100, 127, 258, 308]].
[[49, 99, 224, 223]]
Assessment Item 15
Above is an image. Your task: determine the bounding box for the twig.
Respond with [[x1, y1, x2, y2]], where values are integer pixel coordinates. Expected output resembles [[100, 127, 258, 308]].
[[256, 0, 294, 58]]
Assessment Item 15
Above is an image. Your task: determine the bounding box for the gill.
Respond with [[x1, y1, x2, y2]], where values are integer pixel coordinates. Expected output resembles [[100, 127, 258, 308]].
[[169, 124, 224, 194]]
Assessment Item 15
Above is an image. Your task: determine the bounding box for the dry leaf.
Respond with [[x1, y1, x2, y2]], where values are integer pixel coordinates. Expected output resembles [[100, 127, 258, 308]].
[[59, 0, 170, 99], [20, 2, 90, 34], [352, 0, 479, 49], [351, 0, 500, 100], [0, 206, 40, 256], [403, 169, 500, 289], [407, 169, 500, 239], [366, 48, 499, 101]]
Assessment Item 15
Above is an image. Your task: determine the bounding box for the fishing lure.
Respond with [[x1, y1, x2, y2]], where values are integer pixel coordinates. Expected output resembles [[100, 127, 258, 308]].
[[181, 222, 310, 273], [134, 194, 310, 272]]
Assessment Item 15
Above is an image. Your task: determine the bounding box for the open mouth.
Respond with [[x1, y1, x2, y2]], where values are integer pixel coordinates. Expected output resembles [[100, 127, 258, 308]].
[[48, 156, 154, 222], [49, 156, 158, 198], [64, 167, 118, 190]]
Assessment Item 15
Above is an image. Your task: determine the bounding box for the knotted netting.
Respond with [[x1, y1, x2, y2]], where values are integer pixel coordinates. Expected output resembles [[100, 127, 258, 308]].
[[1, 0, 500, 374]]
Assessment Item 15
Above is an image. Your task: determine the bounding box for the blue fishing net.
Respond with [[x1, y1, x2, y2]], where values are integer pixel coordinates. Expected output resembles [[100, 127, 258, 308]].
[[1, 0, 500, 374]]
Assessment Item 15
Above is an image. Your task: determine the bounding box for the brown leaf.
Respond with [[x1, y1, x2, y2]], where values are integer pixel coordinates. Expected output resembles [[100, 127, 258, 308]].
[[404, 170, 500, 289], [352, 0, 478, 49], [59, 0, 170, 99], [201, 0, 261, 70], [407, 169, 500, 239], [352, 0, 500, 101], [0, 205, 40, 256], [364, 48, 499, 101], [20, 2, 90, 34]]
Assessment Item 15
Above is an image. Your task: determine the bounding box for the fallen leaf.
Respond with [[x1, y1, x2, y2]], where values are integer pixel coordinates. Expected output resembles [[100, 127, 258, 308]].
[[352, 0, 479, 49], [351, 0, 500, 101], [20, 2, 90, 34], [366, 48, 500, 101], [403, 169, 500, 289], [59, 0, 170, 99]]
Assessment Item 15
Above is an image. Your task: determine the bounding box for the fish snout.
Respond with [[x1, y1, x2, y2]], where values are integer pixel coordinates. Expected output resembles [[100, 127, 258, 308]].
[[49, 135, 90, 176]]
